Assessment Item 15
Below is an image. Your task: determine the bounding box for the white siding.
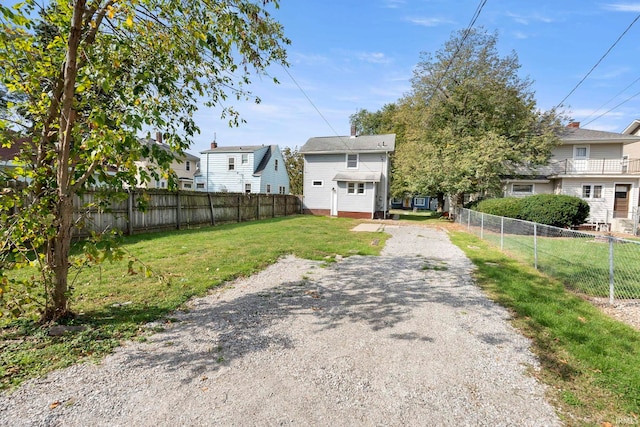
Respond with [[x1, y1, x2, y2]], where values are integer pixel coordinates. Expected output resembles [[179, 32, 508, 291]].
[[303, 154, 340, 210]]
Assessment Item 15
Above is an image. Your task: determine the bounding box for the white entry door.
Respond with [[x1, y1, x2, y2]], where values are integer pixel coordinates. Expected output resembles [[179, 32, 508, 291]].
[[331, 187, 338, 216]]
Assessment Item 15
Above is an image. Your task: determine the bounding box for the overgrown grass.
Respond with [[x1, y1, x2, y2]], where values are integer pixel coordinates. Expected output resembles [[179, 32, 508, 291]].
[[1, 215, 387, 390], [450, 230, 640, 426]]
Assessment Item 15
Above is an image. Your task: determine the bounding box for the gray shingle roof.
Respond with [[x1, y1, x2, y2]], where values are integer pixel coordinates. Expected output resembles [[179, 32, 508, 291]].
[[300, 134, 395, 153], [200, 145, 267, 154], [559, 127, 640, 143]]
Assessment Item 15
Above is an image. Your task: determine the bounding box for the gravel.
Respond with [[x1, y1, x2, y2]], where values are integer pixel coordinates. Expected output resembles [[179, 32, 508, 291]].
[[0, 224, 561, 426]]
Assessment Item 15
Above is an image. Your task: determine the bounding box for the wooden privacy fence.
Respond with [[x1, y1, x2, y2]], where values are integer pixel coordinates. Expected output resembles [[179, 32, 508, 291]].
[[74, 190, 302, 236]]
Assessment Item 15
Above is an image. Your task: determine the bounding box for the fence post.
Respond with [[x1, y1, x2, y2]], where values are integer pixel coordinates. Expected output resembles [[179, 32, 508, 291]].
[[609, 237, 615, 304], [284, 195, 287, 216], [500, 216, 504, 250], [480, 213, 484, 240], [176, 192, 181, 230], [467, 209, 470, 230], [534, 223, 538, 270], [208, 193, 215, 226], [237, 195, 242, 223], [127, 190, 134, 236], [256, 195, 260, 220], [272, 195, 276, 218]]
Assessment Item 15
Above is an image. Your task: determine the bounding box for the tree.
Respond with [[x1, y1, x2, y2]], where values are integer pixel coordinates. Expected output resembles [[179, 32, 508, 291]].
[[349, 104, 398, 136], [0, 0, 289, 321], [281, 146, 303, 195], [392, 28, 563, 211]]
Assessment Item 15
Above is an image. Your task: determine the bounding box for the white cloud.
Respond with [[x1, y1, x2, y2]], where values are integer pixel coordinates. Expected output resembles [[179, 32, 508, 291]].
[[382, 0, 406, 9], [604, 3, 640, 12], [505, 11, 555, 25], [406, 17, 455, 27], [356, 52, 392, 64]]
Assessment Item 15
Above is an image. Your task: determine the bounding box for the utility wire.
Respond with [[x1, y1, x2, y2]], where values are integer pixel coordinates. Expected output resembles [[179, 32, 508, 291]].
[[555, 13, 640, 109], [582, 87, 640, 127], [580, 75, 640, 123]]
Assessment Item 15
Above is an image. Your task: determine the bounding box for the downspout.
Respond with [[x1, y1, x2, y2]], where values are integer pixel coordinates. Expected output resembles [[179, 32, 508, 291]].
[[383, 151, 389, 217], [371, 181, 376, 219]]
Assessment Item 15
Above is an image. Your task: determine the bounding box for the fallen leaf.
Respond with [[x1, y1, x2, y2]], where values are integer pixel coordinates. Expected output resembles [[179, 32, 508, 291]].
[[50, 401, 61, 409], [578, 316, 587, 324]]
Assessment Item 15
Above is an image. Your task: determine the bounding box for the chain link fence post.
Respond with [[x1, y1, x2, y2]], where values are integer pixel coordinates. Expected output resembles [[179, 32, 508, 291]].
[[609, 236, 615, 304]]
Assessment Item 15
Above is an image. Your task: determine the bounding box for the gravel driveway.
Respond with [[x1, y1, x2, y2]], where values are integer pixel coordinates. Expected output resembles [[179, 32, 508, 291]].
[[0, 225, 560, 426]]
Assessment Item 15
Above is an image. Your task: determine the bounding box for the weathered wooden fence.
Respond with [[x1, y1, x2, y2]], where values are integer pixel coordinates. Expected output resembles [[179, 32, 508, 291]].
[[73, 190, 302, 236]]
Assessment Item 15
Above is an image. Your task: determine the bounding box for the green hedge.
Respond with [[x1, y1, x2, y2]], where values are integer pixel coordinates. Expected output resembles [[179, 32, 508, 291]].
[[474, 195, 590, 228], [519, 194, 589, 227]]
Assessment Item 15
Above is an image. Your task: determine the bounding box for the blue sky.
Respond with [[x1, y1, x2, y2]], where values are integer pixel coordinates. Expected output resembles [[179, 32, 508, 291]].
[[192, 0, 640, 154], [6, 1, 640, 154]]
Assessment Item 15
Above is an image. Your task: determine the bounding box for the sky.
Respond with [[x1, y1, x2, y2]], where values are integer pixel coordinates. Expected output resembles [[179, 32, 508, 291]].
[[189, 0, 640, 155], [5, 1, 640, 155]]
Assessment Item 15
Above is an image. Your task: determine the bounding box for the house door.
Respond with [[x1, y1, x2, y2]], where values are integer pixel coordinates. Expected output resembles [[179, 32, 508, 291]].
[[402, 197, 412, 208], [330, 187, 338, 216], [614, 184, 631, 218]]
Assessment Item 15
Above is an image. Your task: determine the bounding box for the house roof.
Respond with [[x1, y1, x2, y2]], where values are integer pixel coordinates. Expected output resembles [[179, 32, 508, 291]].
[[333, 171, 382, 182], [622, 119, 640, 136], [200, 145, 268, 154], [141, 138, 199, 162], [559, 127, 640, 144], [300, 134, 396, 154], [253, 145, 274, 177]]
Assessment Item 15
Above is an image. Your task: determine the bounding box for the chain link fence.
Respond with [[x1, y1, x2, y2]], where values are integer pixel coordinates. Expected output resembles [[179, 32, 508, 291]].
[[456, 208, 640, 303]]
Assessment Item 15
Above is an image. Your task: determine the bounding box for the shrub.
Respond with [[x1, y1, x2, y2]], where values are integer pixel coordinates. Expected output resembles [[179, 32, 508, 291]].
[[519, 194, 589, 227], [475, 198, 524, 219]]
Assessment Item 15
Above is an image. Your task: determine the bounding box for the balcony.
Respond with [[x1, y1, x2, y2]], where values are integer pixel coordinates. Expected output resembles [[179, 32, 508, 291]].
[[548, 158, 640, 175]]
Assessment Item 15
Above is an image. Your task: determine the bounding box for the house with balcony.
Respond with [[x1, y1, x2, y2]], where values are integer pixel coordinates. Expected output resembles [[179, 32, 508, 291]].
[[503, 122, 640, 232], [195, 143, 289, 194]]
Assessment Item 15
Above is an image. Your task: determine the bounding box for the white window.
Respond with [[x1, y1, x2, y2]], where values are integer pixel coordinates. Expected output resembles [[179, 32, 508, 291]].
[[184, 183, 192, 189], [347, 182, 365, 195], [574, 146, 589, 159], [312, 180, 323, 187], [266, 184, 271, 194], [245, 183, 251, 194], [186, 161, 191, 171], [279, 186, 286, 194], [275, 159, 279, 171], [582, 184, 603, 199], [196, 183, 205, 189], [512, 184, 533, 194], [228, 157, 235, 171], [346, 154, 358, 169], [414, 197, 426, 207], [242, 153, 248, 164]]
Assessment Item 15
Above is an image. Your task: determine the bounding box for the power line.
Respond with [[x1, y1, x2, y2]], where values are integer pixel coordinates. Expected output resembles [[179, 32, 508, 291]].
[[555, 13, 640, 109], [582, 87, 640, 127], [580, 75, 640, 123]]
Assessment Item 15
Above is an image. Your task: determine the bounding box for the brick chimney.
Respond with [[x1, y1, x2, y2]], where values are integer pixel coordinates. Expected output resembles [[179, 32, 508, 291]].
[[567, 121, 580, 128], [350, 124, 357, 138], [211, 141, 218, 149], [155, 131, 162, 143]]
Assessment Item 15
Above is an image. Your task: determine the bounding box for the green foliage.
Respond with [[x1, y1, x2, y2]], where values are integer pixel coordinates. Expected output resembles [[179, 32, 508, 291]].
[[349, 104, 399, 135], [519, 194, 589, 227], [475, 198, 524, 219], [281, 146, 303, 195], [391, 28, 564, 201], [0, 0, 289, 320]]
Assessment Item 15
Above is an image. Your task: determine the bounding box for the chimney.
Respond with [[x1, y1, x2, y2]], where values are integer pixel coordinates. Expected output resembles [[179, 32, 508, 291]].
[[155, 131, 162, 144], [567, 121, 580, 129], [350, 124, 357, 138], [211, 141, 218, 149]]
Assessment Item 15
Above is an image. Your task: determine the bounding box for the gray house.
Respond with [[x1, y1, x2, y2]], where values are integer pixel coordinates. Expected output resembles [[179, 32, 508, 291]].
[[300, 132, 395, 219]]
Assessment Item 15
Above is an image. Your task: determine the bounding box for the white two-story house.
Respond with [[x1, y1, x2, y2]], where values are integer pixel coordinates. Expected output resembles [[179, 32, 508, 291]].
[[195, 143, 289, 194], [503, 122, 640, 232], [300, 131, 395, 219]]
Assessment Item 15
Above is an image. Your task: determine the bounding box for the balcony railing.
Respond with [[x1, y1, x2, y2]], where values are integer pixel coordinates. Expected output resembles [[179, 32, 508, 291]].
[[548, 158, 640, 175]]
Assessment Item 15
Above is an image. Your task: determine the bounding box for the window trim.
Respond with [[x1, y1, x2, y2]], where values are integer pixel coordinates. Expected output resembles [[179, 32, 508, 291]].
[[185, 161, 191, 171], [228, 156, 235, 171], [196, 183, 205, 189], [266, 184, 271, 194], [347, 182, 365, 195], [582, 183, 604, 199], [245, 183, 251, 194], [574, 145, 589, 160], [312, 180, 324, 187], [275, 159, 279, 171], [241, 153, 248, 164], [512, 183, 534, 194], [346, 153, 359, 169]]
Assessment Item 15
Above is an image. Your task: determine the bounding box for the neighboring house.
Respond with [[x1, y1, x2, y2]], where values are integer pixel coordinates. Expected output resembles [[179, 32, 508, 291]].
[[300, 130, 395, 219], [135, 133, 199, 190], [0, 136, 24, 179], [195, 143, 289, 194], [390, 196, 432, 211], [503, 122, 640, 232]]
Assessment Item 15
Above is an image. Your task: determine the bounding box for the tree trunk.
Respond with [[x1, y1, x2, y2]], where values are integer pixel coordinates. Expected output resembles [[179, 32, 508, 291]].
[[436, 192, 445, 213], [44, 195, 74, 321]]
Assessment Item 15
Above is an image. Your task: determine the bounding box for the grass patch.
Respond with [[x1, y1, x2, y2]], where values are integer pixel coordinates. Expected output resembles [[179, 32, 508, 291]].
[[1, 215, 388, 390], [450, 230, 640, 426], [389, 209, 447, 222]]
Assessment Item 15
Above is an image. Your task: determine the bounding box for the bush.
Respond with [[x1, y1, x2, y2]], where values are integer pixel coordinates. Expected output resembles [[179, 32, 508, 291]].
[[475, 198, 524, 219], [519, 194, 589, 227]]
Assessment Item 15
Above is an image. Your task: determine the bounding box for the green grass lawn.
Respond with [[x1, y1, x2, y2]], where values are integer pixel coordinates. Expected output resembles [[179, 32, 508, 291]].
[[451, 230, 640, 426], [1, 215, 387, 390]]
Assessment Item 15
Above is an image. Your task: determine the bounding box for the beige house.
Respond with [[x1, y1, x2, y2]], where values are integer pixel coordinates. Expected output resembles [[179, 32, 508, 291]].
[[135, 133, 199, 190], [504, 122, 640, 232]]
